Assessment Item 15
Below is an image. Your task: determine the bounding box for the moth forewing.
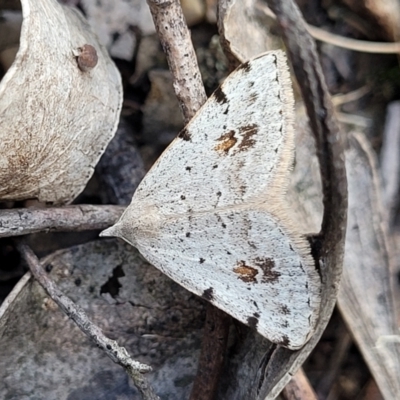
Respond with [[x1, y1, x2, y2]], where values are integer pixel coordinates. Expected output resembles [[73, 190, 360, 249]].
[[101, 50, 321, 349]]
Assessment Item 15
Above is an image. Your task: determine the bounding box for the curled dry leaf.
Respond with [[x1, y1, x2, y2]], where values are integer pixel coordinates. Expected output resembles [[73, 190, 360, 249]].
[[287, 120, 400, 400], [0, 0, 122, 204], [339, 132, 400, 400], [218, 0, 282, 64]]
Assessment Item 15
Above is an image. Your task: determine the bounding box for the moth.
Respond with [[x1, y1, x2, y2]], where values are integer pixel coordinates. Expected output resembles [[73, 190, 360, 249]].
[[101, 50, 321, 350]]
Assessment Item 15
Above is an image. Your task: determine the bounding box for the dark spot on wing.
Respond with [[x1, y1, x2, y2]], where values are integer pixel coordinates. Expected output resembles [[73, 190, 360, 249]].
[[216, 191, 221, 197], [199, 258, 205, 264], [202, 287, 214, 301], [299, 263, 305, 273], [213, 87, 228, 104], [178, 128, 191, 141], [237, 60, 251, 73], [215, 130, 237, 154], [180, 195, 186, 200], [212, 164, 218, 169], [186, 232, 190, 237], [280, 305, 290, 315], [247, 314, 259, 329], [237, 124, 258, 152], [279, 335, 290, 347], [254, 257, 281, 283], [222, 223, 226, 228], [233, 261, 258, 283], [248, 92, 258, 104], [248, 241, 257, 249], [185, 166, 192, 172]]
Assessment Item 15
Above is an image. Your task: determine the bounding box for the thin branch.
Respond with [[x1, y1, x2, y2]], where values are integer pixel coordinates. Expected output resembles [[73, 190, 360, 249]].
[[146, 0, 207, 122], [281, 369, 318, 400], [316, 326, 352, 398], [307, 25, 400, 54], [17, 242, 160, 400], [146, 0, 230, 398], [0, 205, 124, 238], [189, 303, 231, 400]]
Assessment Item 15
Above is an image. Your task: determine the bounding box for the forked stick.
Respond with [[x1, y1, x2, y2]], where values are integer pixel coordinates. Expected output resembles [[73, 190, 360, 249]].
[[17, 242, 160, 400]]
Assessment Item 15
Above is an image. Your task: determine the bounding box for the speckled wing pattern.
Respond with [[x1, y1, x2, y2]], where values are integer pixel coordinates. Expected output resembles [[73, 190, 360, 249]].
[[101, 50, 321, 350]]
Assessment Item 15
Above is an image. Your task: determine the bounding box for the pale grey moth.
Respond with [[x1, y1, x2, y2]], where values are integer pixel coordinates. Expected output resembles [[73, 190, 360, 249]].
[[101, 50, 321, 350]]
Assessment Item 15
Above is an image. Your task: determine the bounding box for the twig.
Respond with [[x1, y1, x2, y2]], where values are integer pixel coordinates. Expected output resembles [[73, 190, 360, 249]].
[[146, 0, 207, 123], [257, 3, 400, 54], [316, 324, 352, 398], [146, 0, 230, 398], [281, 369, 318, 400], [331, 85, 370, 107], [306, 25, 400, 54], [189, 303, 231, 400], [16, 242, 160, 400], [0, 205, 124, 238]]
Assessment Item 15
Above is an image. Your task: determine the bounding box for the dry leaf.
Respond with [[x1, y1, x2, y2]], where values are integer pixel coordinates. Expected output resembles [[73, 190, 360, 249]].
[[0, 0, 122, 204], [287, 118, 400, 400], [339, 132, 400, 400], [218, 0, 282, 63], [0, 239, 204, 399]]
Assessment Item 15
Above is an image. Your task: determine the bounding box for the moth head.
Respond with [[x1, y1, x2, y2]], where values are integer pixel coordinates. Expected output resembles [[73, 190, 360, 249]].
[[100, 203, 161, 246]]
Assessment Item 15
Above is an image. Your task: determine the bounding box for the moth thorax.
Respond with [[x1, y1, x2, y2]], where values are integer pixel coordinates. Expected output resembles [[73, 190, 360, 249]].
[[134, 204, 162, 238]]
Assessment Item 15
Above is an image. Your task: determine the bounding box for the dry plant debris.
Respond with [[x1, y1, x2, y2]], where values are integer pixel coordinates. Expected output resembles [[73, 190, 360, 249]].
[[0, 0, 400, 399]]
